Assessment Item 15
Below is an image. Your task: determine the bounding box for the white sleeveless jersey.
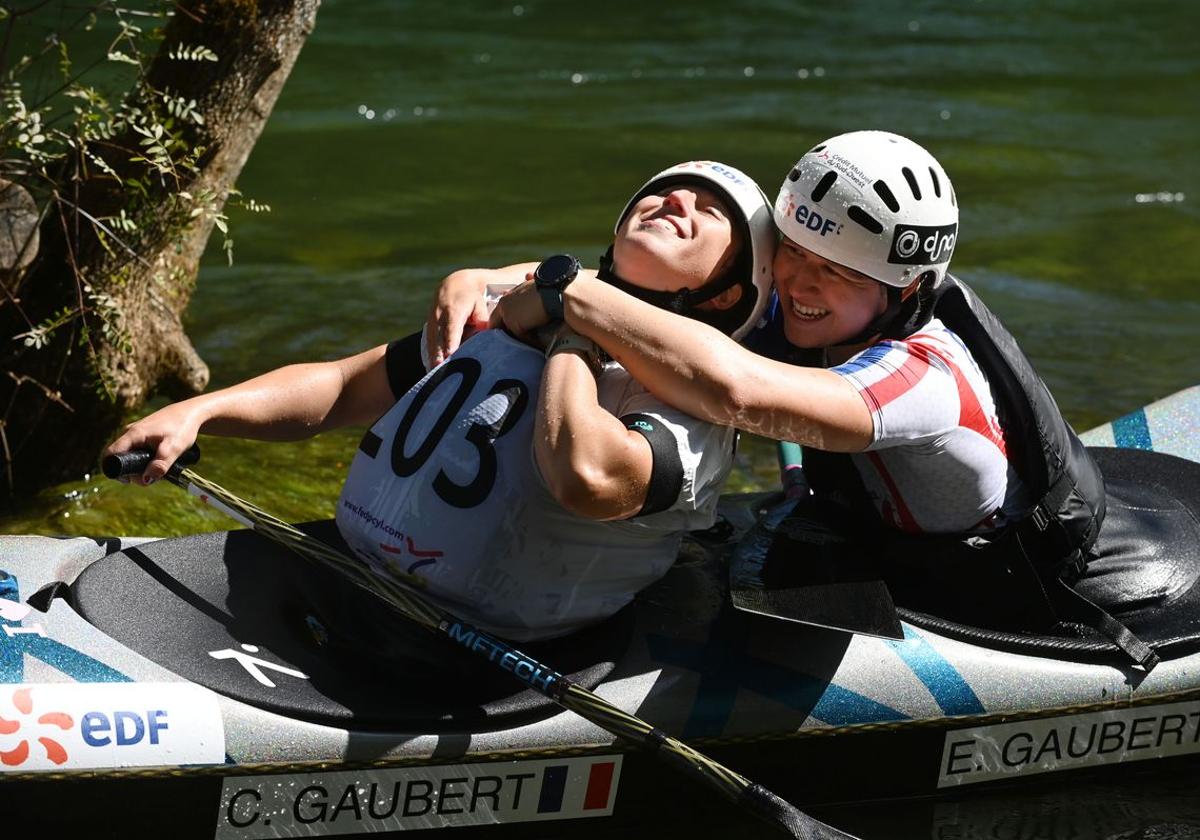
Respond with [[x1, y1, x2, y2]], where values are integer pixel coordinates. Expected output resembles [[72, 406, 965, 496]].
[[336, 329, 734, 641]]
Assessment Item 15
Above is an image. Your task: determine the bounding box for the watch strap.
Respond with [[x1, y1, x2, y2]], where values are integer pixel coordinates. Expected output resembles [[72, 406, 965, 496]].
[[534, 254, 580, 322], [547, 333, 604, 378], [537, 284, 566, 322]]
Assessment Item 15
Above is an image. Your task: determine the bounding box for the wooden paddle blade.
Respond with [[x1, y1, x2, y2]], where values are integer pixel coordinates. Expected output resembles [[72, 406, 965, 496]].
[[731, 580, 905, 640]]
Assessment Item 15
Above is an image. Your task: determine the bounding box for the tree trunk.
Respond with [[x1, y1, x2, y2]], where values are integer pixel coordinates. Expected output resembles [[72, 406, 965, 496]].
[[0, 0, 320, 500]]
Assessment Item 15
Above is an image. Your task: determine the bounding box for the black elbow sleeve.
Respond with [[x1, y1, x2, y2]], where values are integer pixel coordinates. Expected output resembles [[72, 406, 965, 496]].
[[622, 413, 684, 516]]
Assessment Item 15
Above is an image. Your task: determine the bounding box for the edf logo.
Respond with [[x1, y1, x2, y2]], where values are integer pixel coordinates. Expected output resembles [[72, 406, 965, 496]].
[[0, 686, 171, 767], [0, 687, 72, 765], [793, 204, 841, 237], [709, 163, 746, 187], [0, 683, 225, 772], [81, 708, 168, 747]]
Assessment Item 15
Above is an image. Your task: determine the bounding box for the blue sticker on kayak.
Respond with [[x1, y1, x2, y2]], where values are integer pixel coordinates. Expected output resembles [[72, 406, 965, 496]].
[[1, 573, 130, 684], [887, 625, 984, 716], [1111, 409, 1153, 450], [647, 617, 985, 737], [647, 623, 907, 739]]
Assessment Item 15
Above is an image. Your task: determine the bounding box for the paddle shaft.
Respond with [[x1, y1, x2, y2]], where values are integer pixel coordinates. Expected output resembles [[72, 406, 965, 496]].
[[111, 454, 854, 840], [777, 440, 810, 499]]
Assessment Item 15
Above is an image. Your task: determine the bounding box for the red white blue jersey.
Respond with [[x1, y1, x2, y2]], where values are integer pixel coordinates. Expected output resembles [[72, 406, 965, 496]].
[[831, 318, 1029, 534]]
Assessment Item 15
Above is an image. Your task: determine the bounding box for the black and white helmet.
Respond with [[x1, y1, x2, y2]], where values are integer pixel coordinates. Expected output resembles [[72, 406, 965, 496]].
[[607, 160, 776, 340], [774, 131, 958, 288]]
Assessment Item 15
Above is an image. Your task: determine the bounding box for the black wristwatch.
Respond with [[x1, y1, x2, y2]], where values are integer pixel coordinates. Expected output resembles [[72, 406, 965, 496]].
[[533, 254, 581, 322]]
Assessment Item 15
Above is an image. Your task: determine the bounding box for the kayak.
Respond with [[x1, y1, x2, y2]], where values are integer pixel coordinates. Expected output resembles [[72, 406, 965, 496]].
[[2, 384, 1200, 838]]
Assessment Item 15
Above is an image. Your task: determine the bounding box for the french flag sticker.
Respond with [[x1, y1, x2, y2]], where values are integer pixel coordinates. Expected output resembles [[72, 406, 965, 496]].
[[537, 758, 620, 816]]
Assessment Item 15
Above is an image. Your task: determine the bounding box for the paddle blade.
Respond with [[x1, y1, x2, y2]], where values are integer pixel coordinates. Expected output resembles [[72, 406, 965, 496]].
[[731, 580, 905, 640], [741, 783, 858, 839]]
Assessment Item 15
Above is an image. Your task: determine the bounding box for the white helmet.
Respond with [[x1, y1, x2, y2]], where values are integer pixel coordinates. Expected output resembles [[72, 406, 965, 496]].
[[774, 131, 958, 288], [604, 160, 776, 340]]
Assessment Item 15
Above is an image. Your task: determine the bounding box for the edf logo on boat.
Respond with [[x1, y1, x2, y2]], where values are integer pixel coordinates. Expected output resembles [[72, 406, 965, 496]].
[[0, 683, 224, 771]]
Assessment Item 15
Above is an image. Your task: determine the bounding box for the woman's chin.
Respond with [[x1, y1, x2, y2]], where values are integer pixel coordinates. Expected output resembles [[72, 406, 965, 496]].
[[782, 317, 834, 349], [610, 248, 697, 293]]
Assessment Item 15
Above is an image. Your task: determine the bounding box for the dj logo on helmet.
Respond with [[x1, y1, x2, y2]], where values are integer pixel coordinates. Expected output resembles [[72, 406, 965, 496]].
[[888, 223, 958, 266]]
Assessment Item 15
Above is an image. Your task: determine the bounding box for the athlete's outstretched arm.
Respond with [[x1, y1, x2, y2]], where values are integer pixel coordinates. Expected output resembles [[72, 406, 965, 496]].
[[104, 346, 395, 484], [493, 275, 873, 451], [534, 329, 654, 520]]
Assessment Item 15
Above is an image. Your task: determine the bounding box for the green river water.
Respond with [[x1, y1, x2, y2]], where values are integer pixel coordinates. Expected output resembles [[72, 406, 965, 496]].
[[3, 2, 1199, 836], [4, 0, 1197, 538]]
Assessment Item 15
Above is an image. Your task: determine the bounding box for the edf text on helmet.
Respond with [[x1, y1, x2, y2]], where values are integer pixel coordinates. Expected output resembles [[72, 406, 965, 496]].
[[793, 204, 841, 237]]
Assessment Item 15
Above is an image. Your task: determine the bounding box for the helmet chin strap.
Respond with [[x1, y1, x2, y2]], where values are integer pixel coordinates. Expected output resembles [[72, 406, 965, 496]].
[[830, 278, 934, 347], [597, 245, 732, 313]]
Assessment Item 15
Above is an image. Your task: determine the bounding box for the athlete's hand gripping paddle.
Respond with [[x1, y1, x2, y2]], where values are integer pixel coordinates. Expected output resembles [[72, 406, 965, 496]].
[[103, 447, 858, 840]]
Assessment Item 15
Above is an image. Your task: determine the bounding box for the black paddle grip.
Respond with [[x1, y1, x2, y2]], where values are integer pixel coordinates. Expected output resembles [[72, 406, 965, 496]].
[[102, 445, 201, 480]]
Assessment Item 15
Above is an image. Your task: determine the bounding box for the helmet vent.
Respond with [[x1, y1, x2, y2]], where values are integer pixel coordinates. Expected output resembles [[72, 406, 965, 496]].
[[811, 171, 837, 202], [847, 206, 883, 234], [902, 167, 922, 200], [788, 167, 802, 183], [873, 180, 900, 213], [810, 144, 827, 154], [929, 167, 942, 198]]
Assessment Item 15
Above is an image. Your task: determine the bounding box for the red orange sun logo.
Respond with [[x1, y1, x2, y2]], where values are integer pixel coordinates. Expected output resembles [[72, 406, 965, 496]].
[[0, 687, 74, 766]]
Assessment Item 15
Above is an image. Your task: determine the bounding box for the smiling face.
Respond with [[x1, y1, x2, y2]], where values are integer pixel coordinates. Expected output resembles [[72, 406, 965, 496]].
[[773, 237, 888, 348], [611, 184, 742, 292]]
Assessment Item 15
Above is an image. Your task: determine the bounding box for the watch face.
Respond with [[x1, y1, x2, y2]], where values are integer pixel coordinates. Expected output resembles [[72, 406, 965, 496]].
[[535, 254, 579, 288]]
